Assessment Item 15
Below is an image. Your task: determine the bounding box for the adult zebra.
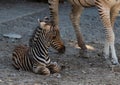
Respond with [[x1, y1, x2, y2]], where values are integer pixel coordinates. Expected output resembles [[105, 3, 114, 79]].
[[48, 0, 120, 65], [12, 17, 65, 75]]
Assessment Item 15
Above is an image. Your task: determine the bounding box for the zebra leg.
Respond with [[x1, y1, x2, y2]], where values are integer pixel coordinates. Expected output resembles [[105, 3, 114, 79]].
[[110, 5, 120, 27], [47, 62, 61, 74], [48, 0, 59, 25], [105, 28, 119, 65], [32, 64, 50, 76], [104, 40, 110, 64], [96, 1, 119, 65], [70, 5, 87, 55], [110, 42, 119, 65], [110, 6, 120, 65], [104, 29, 119, 65]]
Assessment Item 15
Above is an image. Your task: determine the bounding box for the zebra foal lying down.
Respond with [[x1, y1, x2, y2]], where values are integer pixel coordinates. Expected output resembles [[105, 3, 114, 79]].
[[48, 0, 120, 65], [12, 17, 65, 75]]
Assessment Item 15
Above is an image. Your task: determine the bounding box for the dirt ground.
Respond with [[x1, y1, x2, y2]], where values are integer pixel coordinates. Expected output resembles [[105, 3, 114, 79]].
[[1, 1, 120, 85]]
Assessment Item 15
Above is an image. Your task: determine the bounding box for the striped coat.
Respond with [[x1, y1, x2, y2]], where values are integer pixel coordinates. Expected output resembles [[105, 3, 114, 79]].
[[48, 0, 120, 65], [12, 18, 65, 75]]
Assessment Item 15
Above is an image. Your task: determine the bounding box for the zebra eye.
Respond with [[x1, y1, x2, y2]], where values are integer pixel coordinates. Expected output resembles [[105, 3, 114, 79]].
[[52, 35, 56, 39]]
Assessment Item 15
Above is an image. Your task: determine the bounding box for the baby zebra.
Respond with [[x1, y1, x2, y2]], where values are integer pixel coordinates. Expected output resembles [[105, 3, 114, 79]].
[[12, 17, 65, 75]]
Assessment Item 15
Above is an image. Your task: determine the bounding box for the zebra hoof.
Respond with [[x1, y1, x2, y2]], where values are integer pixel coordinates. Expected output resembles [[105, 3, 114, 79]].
[[58, 45, 65, 53], [34, 66, 50, 76], [40, 67, 50, 76], [47, 62, 61, 74], [112, 62, 120, 66], [111, 59, 119, 65], [79, 49, 89, 58]]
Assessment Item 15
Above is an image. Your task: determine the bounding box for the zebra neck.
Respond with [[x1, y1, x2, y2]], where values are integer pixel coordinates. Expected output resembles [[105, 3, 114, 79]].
[[29, 26, 50, 47], [28, 26, 51, 64]]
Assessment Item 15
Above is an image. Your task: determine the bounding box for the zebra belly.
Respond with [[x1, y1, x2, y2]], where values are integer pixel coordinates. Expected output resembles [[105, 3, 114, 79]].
[[97, 0, 120, 7], [68, 0, 95, 7]]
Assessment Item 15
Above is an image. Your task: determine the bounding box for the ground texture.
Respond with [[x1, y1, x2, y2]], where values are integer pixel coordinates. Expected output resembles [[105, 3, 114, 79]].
[[0, 2, 120, 85]]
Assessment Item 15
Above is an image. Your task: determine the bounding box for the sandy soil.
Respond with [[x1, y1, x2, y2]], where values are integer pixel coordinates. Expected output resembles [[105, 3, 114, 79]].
[[0, 2, 120, 85]]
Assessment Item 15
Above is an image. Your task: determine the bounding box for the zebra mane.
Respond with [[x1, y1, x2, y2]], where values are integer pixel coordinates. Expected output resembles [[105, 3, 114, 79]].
[[29, 20, 57, 48], [29, 26, 44, 47]]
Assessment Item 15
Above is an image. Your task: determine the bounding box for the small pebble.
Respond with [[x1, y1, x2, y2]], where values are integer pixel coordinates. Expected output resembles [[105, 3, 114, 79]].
[[82, 70, 87, 74], [3, 33, 22, 39]]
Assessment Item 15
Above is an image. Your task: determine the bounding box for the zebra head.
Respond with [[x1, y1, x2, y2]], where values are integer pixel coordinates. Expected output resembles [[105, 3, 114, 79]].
[[38, 17, 65, 53]]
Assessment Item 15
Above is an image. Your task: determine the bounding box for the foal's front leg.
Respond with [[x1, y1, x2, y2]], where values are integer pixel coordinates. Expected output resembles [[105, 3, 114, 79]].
[[47, 62, 61, 74], [32, 63, 50, 75]]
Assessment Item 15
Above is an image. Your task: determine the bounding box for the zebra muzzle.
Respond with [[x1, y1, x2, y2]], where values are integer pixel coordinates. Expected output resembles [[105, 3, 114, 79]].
[[57, 45, 65, 53]]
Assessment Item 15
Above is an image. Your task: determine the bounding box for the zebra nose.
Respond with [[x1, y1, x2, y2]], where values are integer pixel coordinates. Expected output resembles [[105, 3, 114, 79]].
[[58, 45, 65, 53]]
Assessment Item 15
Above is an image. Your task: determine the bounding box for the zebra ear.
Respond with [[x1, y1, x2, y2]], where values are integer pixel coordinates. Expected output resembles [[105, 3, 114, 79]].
[[38, 18, 40, 23], [43, 16, 49, 22], [38, 18, 42, 27]]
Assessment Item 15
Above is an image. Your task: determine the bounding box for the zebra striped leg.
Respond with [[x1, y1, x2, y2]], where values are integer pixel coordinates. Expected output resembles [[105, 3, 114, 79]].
[[104, 30, 119, 65], [70, 5, 87, 51], [48, 0, 59, 25], [110, 5, 120, 27], [33, 64, 50, 76], [105, 29, 119, 65], [110, 42, 119, 65], [104, 40, 110, 60], [110, 6, 120, 65], [96, 1, 119, 65]]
